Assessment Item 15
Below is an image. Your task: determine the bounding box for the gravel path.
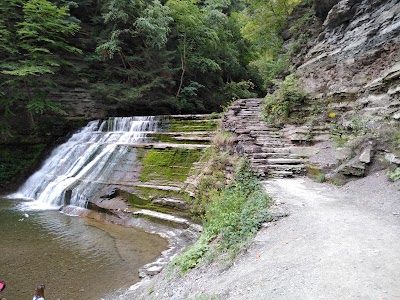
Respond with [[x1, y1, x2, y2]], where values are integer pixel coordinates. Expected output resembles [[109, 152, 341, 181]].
[[130, 172, 400, 300]]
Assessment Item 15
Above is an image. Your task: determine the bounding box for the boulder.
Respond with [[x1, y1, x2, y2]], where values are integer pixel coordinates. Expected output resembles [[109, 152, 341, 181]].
[[335, 147, 352, 160], [338, 157, 366, 176], [385, 153, 400, 165], [323, 0, 359, 28], [359, 147, 371, 163], [100, 188, 119, 199]]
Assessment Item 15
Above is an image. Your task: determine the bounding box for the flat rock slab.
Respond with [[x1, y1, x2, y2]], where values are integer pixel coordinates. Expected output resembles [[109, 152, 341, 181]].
[[132, 209, 190, 228]]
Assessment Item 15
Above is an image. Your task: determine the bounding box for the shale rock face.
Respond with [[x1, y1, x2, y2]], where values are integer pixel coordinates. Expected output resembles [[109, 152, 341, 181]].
[[295, 0, 400, 179], [314, 0, 341, 19], [301, 0, 400, 114]]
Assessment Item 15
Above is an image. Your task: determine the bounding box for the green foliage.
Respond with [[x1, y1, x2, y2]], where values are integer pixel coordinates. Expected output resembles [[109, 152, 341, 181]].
[[0, 0, 317, 129], [172, 233, 211, 272], [0, 144, 46, 187], [188, 149, 231, 218], [26, 98, 67, 115], [225, 80, 257, 101], [264, 74, 306, 125], [134, 0, 173, 49], [0, 0, 81, 125], [174, 156, 270, 273], [177, 81, 206, 112], [388, 168, 400, 182], [241, 0, 302, 85]]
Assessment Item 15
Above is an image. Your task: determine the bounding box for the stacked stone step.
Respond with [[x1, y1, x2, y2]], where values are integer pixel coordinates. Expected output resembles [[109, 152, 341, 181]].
[[222, 98, 306, 178]]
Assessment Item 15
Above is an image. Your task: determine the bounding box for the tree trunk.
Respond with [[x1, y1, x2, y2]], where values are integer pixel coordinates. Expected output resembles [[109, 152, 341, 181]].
[[176, 33, 186, 97]]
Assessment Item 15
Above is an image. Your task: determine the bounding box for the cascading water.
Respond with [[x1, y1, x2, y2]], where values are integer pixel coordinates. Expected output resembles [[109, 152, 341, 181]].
[[10, 116, 159, 210]]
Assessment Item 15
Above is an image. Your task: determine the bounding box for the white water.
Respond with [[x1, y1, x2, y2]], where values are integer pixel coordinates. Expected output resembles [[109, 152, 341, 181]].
[[9, 116, 158, 210]]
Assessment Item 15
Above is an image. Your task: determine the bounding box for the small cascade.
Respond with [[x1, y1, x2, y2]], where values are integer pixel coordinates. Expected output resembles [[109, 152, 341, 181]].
[[10, 116, 159, 209]]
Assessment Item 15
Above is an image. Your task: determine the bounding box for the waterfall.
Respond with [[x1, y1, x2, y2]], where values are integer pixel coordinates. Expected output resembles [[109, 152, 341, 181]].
[[10, 116, 158, 210]]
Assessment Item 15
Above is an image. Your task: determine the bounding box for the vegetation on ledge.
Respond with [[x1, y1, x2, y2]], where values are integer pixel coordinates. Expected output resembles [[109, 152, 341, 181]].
[[173, 157, 270, 273]]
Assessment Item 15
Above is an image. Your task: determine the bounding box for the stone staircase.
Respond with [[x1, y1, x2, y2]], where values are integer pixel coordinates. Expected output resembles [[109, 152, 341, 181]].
[[222, 98, 307, 178]]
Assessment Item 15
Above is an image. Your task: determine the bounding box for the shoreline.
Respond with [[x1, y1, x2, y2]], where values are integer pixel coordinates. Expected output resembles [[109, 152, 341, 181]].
[[61, 205, 200, 299]]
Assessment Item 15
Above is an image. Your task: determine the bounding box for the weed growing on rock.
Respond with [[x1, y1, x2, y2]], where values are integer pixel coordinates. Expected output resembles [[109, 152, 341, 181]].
[[212, 132, 236, 152], [330, 115, 380, 148], [263, 74, 307, 125], [388, 167, 400, 182], [194, 294, 220, 300]]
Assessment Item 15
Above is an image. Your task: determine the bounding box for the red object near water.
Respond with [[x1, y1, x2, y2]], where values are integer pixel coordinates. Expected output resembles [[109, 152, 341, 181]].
[[0, 281, 5, 292]]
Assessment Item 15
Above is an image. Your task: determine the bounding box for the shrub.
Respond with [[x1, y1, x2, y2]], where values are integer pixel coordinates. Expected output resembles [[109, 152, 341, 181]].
[[212, 132, 236, 151], [224, 80, 257, 101], [173, 157, 270, 273], [263, 74, 306, 125]]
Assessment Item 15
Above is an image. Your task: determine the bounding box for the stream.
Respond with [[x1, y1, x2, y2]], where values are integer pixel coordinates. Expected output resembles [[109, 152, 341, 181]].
[[0, 197, 168, 300]]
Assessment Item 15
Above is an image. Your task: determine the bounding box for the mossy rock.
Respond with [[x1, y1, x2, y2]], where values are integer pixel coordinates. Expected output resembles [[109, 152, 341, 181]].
[[139, 148, 204, 183]]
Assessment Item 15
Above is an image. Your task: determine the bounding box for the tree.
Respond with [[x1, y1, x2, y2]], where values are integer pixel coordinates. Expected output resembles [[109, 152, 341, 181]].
[[0, 0, 81, 125], [240, 0, 302, 84], [167, 0, 219, 99], [92, 0, 176, 113]]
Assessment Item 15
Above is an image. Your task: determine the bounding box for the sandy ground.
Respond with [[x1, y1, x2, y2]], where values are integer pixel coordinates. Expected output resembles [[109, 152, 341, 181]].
[[129, 171, 400, 300]]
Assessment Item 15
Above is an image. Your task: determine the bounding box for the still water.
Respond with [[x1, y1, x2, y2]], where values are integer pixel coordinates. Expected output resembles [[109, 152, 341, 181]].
[[0, 197, 168, 300]]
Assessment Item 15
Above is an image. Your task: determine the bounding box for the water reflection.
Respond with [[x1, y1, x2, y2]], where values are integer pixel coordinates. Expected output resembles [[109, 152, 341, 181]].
[[0, 198, 167, 300]]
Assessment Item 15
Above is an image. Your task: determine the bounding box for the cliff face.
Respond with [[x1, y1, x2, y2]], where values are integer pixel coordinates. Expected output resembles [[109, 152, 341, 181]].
[[300, 0, 400, 113], [292, 0, 400, 180]]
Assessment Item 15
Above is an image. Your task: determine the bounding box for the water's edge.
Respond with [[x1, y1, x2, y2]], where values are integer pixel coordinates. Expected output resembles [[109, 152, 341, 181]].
[[61, 206, 200, 299]]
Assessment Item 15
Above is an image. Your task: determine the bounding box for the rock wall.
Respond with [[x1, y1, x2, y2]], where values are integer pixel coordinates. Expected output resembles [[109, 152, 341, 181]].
[[314, 0, 340, 19], [0, 88, 109, 192], [296, 0, 400, 180], [300, 0, 400, 116]]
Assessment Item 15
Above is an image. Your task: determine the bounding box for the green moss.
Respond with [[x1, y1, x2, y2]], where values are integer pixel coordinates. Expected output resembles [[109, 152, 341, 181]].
[[135, 186, 184, 200], [168, 119, 218, 132], [139, 148, 203, 183], [127, 192, 152, 207], [147, 133, 209, 145], [148, 133, 177, 143], [128, 193, 176, 214]]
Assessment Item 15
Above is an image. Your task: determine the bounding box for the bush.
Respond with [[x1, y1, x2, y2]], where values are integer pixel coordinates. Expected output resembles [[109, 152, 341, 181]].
[[224, 80, 257, 101], [173, 157, 270, 273], [263, 74, 306, 125]]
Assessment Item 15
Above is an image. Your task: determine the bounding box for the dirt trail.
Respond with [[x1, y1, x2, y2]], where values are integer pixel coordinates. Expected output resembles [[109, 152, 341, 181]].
[[131, 172, 400, 300]]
